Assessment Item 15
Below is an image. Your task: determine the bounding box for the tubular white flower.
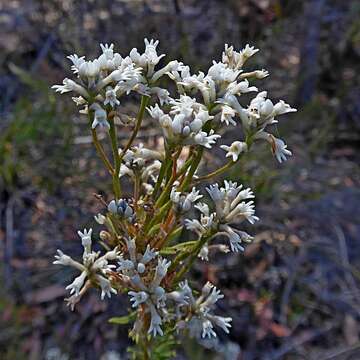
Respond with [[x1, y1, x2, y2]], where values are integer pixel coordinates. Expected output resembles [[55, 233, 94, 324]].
[[240, 44, 259, 59], [171, 187, 203, 213], [257, 133, 292, 163], [53, 250, 85, 271], [77, 228, 92, 254], [78, 59, 100, 81], [152, 258, 171, 287], [128, 291, 149, 307], [274, 100, 297, 115], [66, 271, 87, 296], [67, 54, 85, 73], [96, 274, 117, 300], [227, 79, 258, 95], [202, 319, 217, 339], [94, 213, 106, 224], [220, 141, 248, 162], [104, 86, 120, 107], [254, 69, 269, 79], [52, 78, 89, 98], [198, 244, 209, 261], [151, 60, 184, 82], [208, 314, 232, 334], [89, 103, 110, 131], [192, 129, 221, 149], [220, 104, 237, 126], [148, 304, 163, 337], [100, 43, 114, 59], [141, 245, 158, 264]]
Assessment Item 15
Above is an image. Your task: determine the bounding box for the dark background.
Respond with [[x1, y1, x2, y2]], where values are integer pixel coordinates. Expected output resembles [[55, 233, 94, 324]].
[[0, 0, 360, 359]]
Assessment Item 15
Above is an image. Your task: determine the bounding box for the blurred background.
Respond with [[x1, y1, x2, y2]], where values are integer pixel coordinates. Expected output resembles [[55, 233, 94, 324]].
[[0, 0, 360, 359]]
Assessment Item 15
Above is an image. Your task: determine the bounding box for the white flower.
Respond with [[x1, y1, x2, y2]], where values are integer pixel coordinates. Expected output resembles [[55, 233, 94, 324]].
[[152, 258, 171, 287], [67, 54, 85, 73], [198, 244, 209, 261], [79, 59, 100, 80], [225, 199, 258, 224], [141, 245, 158, 264], [96, 275, 117, 300], [72, 96, 86, 106], [193, 129, 221, 149], [107, 199, 134, 220], [150, 87, 171, 105], [94, 213, 106, 224], [177, 282, 232, 339], [130, 38, 165, 77], [77, 228, 93, 254], [208, 62, 240, 84], [208, 314, 232, 334], [148, 304, 163, 336], [100, 43, 114, 59], [202, 284, 224, 307], [202, 319, 217, 338], [52, 78, 88, 98], [220, 141, 248, 162], [254, 69, 269, 79], [104, 86, 120, 107], [90, 103, 110, 131], [240, 44, 259, 59], [147, 104, 165, 119], [226, 79, 258, 95], [167, 290, 189, 305], [53, 250, 84, 270], [151, 60, 184, 82], [271, 136, 292, 163], [220, 105, 237, 126], [186, 181, 258, 252], [274, 100, 297, 115], [66, 271, 87, 296], [259, 98, 274, 117], [128, 291, 149, 307], [117, 259, 135, 272], [219, 224, 253, 252], [171, 187, 203, 213]]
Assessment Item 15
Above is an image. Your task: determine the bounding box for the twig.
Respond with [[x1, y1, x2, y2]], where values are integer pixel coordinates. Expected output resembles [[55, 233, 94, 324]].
[[334, 224, 358, 292], [4, 196, 15, 289], [266, 321, 336, 360]]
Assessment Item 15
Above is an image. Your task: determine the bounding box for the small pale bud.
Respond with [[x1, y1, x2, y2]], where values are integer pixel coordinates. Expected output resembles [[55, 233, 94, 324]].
[[137, 263, 146, 274]]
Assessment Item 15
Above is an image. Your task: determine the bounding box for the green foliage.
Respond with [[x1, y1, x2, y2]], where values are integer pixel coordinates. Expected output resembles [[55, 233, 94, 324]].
[[109, 311, 137, 325], [0, 66, 74, 192], [128, 331, 178, 360]]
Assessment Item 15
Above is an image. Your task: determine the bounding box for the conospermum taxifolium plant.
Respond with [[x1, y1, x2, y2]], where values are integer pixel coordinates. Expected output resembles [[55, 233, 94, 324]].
[[52, 39, 296, 359]]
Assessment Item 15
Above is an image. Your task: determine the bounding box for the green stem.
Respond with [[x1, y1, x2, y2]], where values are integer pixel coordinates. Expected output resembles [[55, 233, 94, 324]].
[[88, 111, 114, 174], [152, 147, 172, 200], [119, 95, 149, 162], [108, 117, 121, 199], [178, 147, 203, 192], [193, 161, 235, 184], [134, 170, 141, 209], [154, 154, 193, 209], [144, 201, 172, 234], [172, 232, 214, 284]]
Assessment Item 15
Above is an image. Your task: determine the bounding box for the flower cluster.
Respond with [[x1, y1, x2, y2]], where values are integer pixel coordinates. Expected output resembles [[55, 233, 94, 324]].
[[186, 180, 257, 253], [53, 229, 119, 309], [52, 39, 296, 354]]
